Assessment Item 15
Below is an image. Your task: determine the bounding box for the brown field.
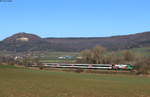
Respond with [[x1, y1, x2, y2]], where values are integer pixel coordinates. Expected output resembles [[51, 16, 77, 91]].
[[0, 65, 150, 97]]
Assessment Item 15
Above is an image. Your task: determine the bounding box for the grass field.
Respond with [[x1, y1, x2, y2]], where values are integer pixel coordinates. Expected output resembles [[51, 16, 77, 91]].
[[39, 52, 78, 63], [131, 47, 150, 56], [40, 59, 76, 63], [0, 65, 150, 97]]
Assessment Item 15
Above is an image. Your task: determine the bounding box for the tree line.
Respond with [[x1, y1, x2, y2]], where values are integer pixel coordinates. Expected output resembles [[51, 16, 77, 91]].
[[0, 56, 41, 67], [77, 46, 150, 74], [0, 46, 150, 75]]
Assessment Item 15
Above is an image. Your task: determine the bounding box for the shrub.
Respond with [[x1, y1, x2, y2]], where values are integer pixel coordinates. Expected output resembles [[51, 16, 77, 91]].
[[135, 57, 150, 75], [75, 68, 84, 73], [39, 66, 44, 70]]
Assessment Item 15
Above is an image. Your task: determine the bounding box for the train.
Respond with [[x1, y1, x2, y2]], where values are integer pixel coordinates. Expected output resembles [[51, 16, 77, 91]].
[[41, 63, 134, 70]]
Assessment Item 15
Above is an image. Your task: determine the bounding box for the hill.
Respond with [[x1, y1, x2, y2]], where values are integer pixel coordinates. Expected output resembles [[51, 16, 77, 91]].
[[0, 32, 150, 52], [0, 32, 51, 52]]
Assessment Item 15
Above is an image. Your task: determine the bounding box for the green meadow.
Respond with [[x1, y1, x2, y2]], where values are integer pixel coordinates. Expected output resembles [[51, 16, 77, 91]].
[[0, 65, 150, 97]]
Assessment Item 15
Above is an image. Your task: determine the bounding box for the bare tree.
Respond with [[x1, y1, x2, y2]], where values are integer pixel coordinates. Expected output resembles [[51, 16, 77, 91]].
[[80, 49, 93, 63], [122, 50, 135, 62], [91, 46, 106, 64], [80, 46, 107, 64]]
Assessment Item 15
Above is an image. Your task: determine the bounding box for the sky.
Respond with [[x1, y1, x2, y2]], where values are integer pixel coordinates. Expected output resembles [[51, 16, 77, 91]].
[[0, 0, 150, 40]]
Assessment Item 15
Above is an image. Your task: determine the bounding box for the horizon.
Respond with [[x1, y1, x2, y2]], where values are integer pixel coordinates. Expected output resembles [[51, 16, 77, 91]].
[[1, 0, 150, 40], [1, 31, 149, 41]]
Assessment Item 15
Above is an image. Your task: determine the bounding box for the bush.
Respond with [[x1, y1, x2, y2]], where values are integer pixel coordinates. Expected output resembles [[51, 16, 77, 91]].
[[39, 66, 44, 70], [75, 68, 84, 73], [135, 57, 150, 75]]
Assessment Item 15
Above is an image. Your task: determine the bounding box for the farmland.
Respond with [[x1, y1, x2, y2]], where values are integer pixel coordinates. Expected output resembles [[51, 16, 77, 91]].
[[0, 65, 150, 97]]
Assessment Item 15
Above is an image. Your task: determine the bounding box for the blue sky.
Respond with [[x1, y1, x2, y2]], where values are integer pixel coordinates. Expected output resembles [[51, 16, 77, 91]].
[[0, 0, 150, 40]]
